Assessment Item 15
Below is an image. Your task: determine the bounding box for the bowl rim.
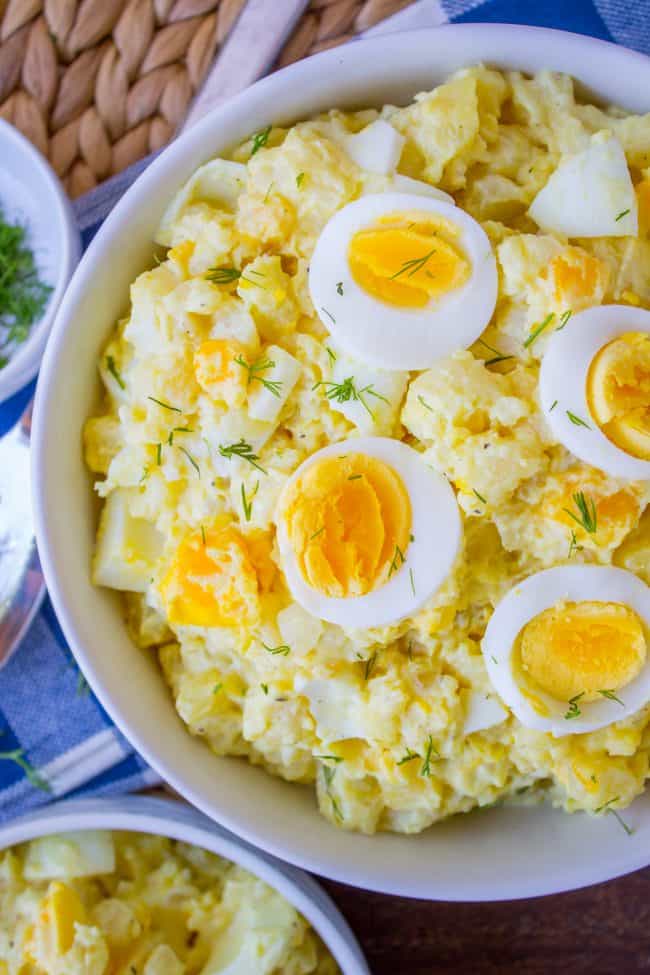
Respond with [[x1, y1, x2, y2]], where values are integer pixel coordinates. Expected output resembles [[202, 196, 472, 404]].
[[32, 22, 650, 900], [0, 119, 81, 405], [0, 795, 369, 974]]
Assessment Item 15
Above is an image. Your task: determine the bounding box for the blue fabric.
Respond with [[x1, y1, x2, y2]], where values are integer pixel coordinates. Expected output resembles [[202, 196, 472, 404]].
[[1, 1, 649, 823]]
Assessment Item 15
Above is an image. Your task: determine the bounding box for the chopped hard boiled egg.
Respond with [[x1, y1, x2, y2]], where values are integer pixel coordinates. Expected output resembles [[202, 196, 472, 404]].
[[309, 193, 497, 370], [321, 343, 408, 434], [93, 490, 164, 593], [275, 437, 461, 627], [483, 565, 650, 736], [341, 118, 405, 175], [528, 133, 638, 238], [156, 158, 247, 246], [540, 304, 650, 479]]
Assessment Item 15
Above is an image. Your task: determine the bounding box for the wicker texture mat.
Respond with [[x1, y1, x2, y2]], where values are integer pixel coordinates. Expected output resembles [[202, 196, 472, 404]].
[[0, 0, 414, 197]]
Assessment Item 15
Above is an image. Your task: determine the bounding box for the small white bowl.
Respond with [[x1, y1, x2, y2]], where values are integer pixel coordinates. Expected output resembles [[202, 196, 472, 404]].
[[0, 795, 369, 975], [32, 24, 650, 899], [0, 120, 80, 404]]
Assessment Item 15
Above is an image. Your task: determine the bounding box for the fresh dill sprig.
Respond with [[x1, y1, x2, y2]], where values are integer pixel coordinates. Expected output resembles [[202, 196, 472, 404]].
[[409, 568, 416, 596], [420, 735, 438, 777], [241, 480, 259, 522], [262, 642, 290, 656], [250, 124, 272, 156], [315, 754, 343, 763], [205, 266, 241, 285], [549, 399, 558, 411], [599, 689, 625, 706], [313, 375, 388, 418], [325, 346, 336, 365], [0, 211, 52, 365], [167, 426, 193, 446], [322, 765, 343, 821], [364, 652, 378, 680], [595, 796, 633, 835], [321, 306, 336, 324], [296, 172, 305, 189], [213, 683, 223, 694], [260, 683, 269, 695], [564, 692, 585, 720], [563, 491, 597, 534], [568, 530, 583, 558], [556, 310, 573, 331], [147, 395, 182, 413], [473, 488, 487, 504], [218, 439, 267, 474], [156, 442, 162, 466], [397, 749, 420, 766], [106, 355, 125, 389], [566, 410, 591, 429], [388, 544, 406, 578], [523, 313, 555, 349], [177, 445, 200, 477], [235, 354, 283, 397], [336, 281, 344, 295], [615, 209, 631, 222], [390, 248, 437, 280], [418, 394, 434, 413]]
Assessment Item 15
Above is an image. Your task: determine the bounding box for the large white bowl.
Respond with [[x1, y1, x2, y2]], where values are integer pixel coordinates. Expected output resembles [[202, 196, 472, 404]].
[[33, 24, 650, 900], [0, 795, 369, 974]]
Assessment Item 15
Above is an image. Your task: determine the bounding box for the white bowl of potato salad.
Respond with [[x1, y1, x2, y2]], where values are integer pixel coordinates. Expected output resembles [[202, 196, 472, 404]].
[[0, 795, 368, 973], [33, 24, 650, 898]]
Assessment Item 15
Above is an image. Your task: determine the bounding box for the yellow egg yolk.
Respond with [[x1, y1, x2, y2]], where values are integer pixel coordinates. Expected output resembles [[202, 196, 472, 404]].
[[162, 522, 259, 627], [194, 339, 248, 404], [543, 474, 641, 550], [548, 247, 609, 309], [519, 600, 647, 702], [38, 882, 86, 956], [348, 211, 470, 309], [586, 331, 650, 460], [282, 454, 412, 598]]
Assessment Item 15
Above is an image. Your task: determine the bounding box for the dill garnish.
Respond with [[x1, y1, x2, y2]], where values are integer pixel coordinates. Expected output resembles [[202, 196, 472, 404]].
[[296, 172, 305, 189], [260, 683, 269, 695], [205, 266, 241, 285], [0, 211, 51, 366], [167, 426, 192, 446], [315, 754, 343, 763], [156, 443, 162, 466], [568, 530, 583, 558], [595, 796, 633, 835], [549, 399, 558, 411], [564, 692, 584, 720], [313, 376, 388, 418], [615, 209, 631, 222], [523, 313, 555, 349], [599, 689, 624, 706], [321, 306, 336, 324], [213, 683, 223, 694], [420, 736, 438, 777], [364, 652, 377, 680], [262, 642, 290, 656], [147, 395, 182, 413], [218, 439, 267, 473], [106, 355, 125, 390], [566, 410, 591, 428], [241, 481, 259, 521], [388, 544, 406, 578], [473, 488, 487, 504], [177, 445, 200, 477], [250, 124, 272, 156], [397, 749, 420, 766], [418, 394, 434, 412], [325, 346, 337, 365], [322, 765, 343, 821], [391, 248, 436, 280], [235, 354, 282, 397], [336, 281, 344, 295], [556, 310, 572, 331], [563, 491, 597, 534]]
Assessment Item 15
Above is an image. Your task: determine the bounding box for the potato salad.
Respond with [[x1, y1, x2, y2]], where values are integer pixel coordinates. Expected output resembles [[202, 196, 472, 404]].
[[0, 830, 338, 973], [84, 66, 650, 834]]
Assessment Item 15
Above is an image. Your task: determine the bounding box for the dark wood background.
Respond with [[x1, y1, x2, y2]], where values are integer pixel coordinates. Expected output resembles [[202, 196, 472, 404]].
[[322, 869, 650, 973]]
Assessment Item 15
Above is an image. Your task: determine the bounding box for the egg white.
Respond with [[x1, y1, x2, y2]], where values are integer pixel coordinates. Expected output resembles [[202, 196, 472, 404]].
[[275, 437, 462, 629], [539, 304, 650, 480], [482, 565, 650, 737], [308, 193, 498, 371]]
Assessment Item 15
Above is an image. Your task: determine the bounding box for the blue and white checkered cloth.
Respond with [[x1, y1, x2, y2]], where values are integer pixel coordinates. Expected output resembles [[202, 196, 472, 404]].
[[1, 0, 649, 823]]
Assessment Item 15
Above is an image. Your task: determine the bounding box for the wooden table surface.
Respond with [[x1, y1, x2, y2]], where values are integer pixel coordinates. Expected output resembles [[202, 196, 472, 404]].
[[321, 868, 650, 973]]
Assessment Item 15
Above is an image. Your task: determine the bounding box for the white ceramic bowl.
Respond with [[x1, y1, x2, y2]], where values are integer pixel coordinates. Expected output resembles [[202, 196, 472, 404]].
[[0, 120, 80, 404], [33, 24, 650, 900], [0, 795, 369, 974]]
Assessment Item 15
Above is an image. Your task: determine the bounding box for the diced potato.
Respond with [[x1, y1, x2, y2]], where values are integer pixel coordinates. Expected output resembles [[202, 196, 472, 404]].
[[24, 832, 115, 881], [246, 345, 301, 423], [84, 415, 123, 475], [156, 158, 247, 246], [277, 603, 323, 655], [93, 489, 164, 593]]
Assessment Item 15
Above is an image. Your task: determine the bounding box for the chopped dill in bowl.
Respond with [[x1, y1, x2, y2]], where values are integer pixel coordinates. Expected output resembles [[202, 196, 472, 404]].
[[0, 209, 51, 369]]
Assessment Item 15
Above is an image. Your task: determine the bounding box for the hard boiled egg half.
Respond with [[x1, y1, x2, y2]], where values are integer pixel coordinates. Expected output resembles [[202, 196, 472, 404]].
[[539, 305, 650, 480], [274, 437, 462, 628], [483, 565, 650, 736], [309, 193, 498, 371]]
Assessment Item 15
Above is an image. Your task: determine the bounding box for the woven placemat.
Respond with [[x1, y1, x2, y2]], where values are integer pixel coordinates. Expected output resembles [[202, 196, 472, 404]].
[[0, 0, 415, 198]]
